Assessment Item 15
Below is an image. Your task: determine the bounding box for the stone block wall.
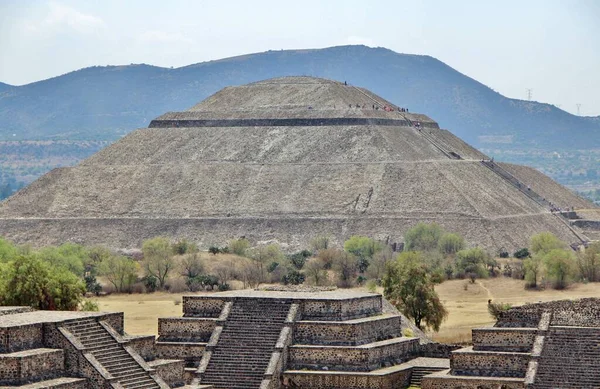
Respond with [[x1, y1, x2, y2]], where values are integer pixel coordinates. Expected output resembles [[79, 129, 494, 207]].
[[155, 341, 206, 363], [288, 337, 418, 371], [472, 328, 537, 352], [148, 359, 185, 387], [283, 367, 412, 389], [183, 297, 225, 317], [301, 296, 382, 321], [158, 317, 216, 341], [294, 314, 401, 346], [125, 335, 156, 361], [421, 372, 525, 389], [0, 348, 64, 385], [0, 324, 43, 353], [497, 298, 600, 328], [451, 347, 530, 378]]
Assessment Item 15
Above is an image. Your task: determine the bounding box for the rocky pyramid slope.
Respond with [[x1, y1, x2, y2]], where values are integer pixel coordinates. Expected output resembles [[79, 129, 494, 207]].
[[0, 77, 596, 250]]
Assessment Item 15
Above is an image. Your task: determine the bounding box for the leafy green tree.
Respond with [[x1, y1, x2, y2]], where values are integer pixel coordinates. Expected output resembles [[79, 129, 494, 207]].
[[456, 248, 489, 282], [544, 249, 576, 289], [142, 237, 175, 289], [523, 257, 542, 288], [36, 243, 88, 277], [98, 255, 139, 293], [344, 235, 383, 274], [577, 242, 600, 282], [0, 237, 18, 263], [404, 222, 444, 252], [513, 248, 530, 259], [383, 251, 448, 331], [438, 233, 465, 256], [0, 255, 85, 310], [530, 232, 566, 256]]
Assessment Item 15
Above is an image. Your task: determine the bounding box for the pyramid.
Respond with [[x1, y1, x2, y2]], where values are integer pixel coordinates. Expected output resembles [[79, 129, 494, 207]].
[[0, 77, 596, 250]]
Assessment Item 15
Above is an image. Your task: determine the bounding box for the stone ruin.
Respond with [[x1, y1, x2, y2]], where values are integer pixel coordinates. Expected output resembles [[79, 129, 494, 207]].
[[2, 291, 599, 389], [1, 76, 598, 252]]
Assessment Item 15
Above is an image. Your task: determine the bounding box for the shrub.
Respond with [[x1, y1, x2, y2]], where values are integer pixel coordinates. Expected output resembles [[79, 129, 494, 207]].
[[356, 275, 367, 286], [402, 328, 414, 337], [283, 270, 305, 285], [218, 283, 231, 291], [208, 246, 221, 255], [513, 248, 530, 259], [84, 274, 102, 295], [488, 301, 512, 320], [267, 261, 280, 273], [229, 238, 250, 257], [142, 275, 159, 293], [366, 279, 378, 292], [80, 299, 99, 312], [499, 251, 509, 258], [310, 236, 330, 252]]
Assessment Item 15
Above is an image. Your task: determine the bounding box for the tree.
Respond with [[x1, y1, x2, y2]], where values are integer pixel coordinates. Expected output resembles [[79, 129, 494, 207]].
[[367, 246, 393, 280], [333, 250, 357, 288], [530, 232, 566, 256], [438, 233, 465, 256], [310, 236, 330, 252], [523, 256, 542, 288], [344, 235, 383, 274], [0, 255, 85, 310], [0, 237, 18, 263], [98, 255, 139, 293], [142, 237, 175, 289], [456, 248, 488, 282], [304, 258, 327, 286], [383, 251, 448, 331], [229, 238, 250, 256], [404, 222, 444, 252], [577, 242, 600, 282], [544, 249, 576, 289]]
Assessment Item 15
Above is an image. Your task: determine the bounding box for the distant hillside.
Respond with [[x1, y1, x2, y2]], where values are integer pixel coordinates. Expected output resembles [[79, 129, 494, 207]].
[[0, 82, 13, 93], [0, 45, 598, 149]]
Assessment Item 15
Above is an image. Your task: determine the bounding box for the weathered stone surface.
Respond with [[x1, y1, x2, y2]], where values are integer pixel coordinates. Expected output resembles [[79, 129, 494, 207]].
[[1, 76, 595, 251]]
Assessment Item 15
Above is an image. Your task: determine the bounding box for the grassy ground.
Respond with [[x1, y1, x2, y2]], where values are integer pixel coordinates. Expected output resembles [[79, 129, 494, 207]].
[[432, 277, 600, 343], [94, 277, 600, 343]]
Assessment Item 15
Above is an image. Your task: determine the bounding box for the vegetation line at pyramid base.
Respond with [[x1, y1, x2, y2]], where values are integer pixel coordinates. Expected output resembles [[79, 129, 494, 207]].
[[0, 226, 598, 331]]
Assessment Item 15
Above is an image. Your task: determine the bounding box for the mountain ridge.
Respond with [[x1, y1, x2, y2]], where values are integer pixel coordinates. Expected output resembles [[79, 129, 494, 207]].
[[0, 45, 598, 149]]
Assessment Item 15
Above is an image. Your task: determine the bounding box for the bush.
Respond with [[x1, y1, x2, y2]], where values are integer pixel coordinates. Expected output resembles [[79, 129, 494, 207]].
[[310, 236, 330, 252], [499, 251, 509, 258], [229, 238, 250, 257], [208, 246, 221, 255], [402, 328, 414, 337], [142, 275, 159, 293], [283, 270, 305, 285], [366, 279, 377, 292], [356, 275, 367, 286], [80, 299, 99, 312], [267, 261, 280, 273], [172, 239, 197, 255], [513, 248, 530, 259], [218, 283, 231, 291], [488, 301, 512, 320], [84, 274, 102, 295]]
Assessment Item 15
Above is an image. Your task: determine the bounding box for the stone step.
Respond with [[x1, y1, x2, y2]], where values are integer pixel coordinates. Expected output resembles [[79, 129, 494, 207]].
[[5, 377, 88, 389]]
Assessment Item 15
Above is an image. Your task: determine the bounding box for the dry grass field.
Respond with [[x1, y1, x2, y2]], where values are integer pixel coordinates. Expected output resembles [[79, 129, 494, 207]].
[[95, 277, 600, 343]]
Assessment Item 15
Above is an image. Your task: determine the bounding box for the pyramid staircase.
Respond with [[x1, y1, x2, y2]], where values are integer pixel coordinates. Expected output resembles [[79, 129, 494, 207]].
[[409, 366, 448, 387], [533, 326, 600, 389], [61, 318, 164, 389], [198, 299, 292, 389]]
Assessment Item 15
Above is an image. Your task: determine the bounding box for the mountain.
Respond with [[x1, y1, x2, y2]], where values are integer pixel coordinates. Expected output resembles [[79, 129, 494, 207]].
[[0, 82, 14, 93], [0, 45, 598, 149]]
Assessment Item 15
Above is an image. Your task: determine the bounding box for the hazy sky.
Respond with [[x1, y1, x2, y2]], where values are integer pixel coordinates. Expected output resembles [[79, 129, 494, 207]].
[[1, 0, 599, 116]]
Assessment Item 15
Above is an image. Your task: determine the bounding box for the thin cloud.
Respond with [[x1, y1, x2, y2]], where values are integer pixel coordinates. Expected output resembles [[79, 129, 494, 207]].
[[346, 35, 374, 47], [23, 2, 106, 35]]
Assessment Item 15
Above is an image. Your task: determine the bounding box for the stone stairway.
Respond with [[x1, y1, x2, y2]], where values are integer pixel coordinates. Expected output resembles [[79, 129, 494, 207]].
[[533, 326, 600, 389], [199, 299, 292, 389], [409, 366, 447, 387], [62, 318, 162, 389]]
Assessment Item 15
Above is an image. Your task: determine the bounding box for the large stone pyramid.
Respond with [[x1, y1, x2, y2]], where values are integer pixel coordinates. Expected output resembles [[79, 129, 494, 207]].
[[0, 77, 597, 250]]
